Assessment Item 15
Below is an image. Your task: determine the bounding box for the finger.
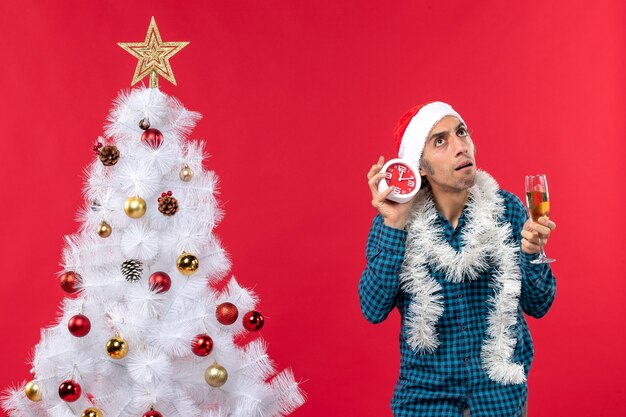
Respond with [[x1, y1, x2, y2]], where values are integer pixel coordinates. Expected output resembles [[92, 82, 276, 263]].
[[521, 229, 541, 245], [368, 172, 386, 195], [539, 216, 556, 230], [378, 155, 384, 166], [376, 187, 393, 204], [367, 159, 386, 180], [368, 172, 386, 188], [374, 184, 393, 202], [521, 238, 541, 253], [367, 165, 379, 180], [523, 220, 534, 232], [530, 222, 551, 238], [372, 185, 394, 207]]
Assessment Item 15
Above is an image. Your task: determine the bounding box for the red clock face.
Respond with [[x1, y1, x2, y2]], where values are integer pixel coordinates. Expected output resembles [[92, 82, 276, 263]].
[[384, 163, 417, 195]]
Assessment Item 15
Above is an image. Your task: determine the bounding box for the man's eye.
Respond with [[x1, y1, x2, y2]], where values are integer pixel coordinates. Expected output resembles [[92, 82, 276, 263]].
[[435, 138, 445, 146], [457, 128, 468, 137]]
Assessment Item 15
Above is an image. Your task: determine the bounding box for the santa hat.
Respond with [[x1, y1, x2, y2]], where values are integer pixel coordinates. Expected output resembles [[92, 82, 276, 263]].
[[393, 102, 466, 167]]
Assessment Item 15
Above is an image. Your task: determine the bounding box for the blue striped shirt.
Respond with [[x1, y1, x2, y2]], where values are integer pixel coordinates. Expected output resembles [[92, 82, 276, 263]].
[[358, 188, 556, 417]]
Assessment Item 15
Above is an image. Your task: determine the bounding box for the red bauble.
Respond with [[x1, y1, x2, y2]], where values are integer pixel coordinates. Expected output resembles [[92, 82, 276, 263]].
[[216, 302, 238, 325], [58, 379, 81, 402], [60, 271, 81, 294], [242, 311, 264, 331], [141, 128, 163, 148], [143, 410, 163, 417], [191, 333, 214, 356], [68, 314, 91, 337], [148, 271, 171, 293]]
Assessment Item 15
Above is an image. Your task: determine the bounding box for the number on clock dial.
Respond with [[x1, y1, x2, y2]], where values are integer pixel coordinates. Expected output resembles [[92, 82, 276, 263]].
[[385, 163, 417, 195]]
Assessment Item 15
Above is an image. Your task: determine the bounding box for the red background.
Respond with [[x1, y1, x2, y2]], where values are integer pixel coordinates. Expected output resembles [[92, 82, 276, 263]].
[[1, 1, 624, 416]]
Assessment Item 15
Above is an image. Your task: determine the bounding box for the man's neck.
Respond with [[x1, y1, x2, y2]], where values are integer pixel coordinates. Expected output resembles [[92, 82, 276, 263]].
[[430, 186, 469, 229]]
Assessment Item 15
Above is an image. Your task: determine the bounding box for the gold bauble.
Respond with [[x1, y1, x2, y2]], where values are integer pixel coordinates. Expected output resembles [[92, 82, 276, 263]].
[[176, 253, 199, 275], [204, 362, 228, 387], [106, 335, 129, 359], [124, 196, 147, 219], [97, 221, 112, 238], [24, 380, 42, 402], [81, 408, 103, 417], [179, 164, 193, 182]]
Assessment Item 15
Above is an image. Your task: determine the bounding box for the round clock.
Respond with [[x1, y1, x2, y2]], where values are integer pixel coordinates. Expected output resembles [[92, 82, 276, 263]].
[[377, 158, 420, 203]]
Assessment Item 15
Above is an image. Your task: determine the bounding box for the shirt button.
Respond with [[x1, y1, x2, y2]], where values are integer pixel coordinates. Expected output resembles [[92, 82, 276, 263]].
[[457, 292, 464, 299], [461, 324, 467, 331], [466, 391, 472, 398], [464, 356, 470, 363]]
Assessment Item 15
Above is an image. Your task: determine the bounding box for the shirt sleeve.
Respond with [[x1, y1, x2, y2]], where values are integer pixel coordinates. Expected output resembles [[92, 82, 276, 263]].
[[507, 192, 557, 319], [358, 214, 408, 324]]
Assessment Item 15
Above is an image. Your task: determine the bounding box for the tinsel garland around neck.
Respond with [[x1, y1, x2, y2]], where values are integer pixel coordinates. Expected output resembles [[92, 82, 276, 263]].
[[399, 170, 526, 385]]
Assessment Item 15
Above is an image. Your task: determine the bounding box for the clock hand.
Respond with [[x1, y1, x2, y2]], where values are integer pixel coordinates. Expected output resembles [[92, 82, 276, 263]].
[[398, 171, 404, 181]]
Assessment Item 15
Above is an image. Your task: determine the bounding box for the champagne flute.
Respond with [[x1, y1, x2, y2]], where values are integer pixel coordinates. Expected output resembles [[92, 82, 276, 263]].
[[525, 174, 555, 264]]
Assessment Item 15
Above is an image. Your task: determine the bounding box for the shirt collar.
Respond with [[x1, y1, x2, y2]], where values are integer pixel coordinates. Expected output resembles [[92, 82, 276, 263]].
[[435, 204, 469, 235]]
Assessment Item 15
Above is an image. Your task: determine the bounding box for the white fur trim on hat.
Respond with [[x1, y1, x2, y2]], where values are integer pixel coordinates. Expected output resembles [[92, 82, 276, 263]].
[[398, 102, 465, 167]]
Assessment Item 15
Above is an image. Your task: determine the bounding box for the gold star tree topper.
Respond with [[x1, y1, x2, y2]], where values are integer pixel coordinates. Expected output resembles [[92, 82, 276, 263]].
[[118, 17, 189, 88]]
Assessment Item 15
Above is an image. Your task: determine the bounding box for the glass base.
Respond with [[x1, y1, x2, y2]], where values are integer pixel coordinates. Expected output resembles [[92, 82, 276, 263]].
[[531, 256, 556, 264]]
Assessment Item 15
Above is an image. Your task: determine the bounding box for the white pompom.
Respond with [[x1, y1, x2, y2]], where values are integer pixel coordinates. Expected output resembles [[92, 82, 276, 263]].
[[127, 347, 172, 384], [121, 222, 160, 262]]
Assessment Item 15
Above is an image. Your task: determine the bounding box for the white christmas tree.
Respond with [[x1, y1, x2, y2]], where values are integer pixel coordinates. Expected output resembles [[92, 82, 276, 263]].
[[2, 18, 304, 417]]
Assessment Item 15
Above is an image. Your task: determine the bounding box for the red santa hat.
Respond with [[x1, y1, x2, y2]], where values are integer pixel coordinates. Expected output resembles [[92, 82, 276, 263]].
[[393, 101, 466, 167]]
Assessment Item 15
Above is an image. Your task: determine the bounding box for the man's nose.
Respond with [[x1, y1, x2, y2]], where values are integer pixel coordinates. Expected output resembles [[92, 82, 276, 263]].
[[452, 135, 470, 156]]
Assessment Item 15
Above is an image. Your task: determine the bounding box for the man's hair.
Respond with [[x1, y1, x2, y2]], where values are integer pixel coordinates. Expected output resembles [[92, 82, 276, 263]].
[[418, 156, 432, 190], [392, 103, 430, 151]]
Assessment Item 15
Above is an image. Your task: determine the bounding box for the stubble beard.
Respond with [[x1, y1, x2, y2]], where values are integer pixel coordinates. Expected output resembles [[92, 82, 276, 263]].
[[458, 169, 476, 189]]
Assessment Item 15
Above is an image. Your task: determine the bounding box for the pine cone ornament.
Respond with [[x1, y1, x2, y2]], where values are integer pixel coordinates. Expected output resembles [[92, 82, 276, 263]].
[[99, 145, 120, 166], [121, 259, 143, 282], [158, 191, 178, 216]]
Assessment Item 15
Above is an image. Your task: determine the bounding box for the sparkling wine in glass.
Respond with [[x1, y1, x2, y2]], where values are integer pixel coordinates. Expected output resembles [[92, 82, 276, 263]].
[[525, 174, 555, 264]]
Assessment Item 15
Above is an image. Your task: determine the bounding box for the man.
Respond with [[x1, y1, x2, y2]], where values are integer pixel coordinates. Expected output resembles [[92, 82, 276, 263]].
[[359, 102, 557, 417]]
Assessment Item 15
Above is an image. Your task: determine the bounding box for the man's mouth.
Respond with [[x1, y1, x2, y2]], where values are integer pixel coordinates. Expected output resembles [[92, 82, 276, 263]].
[[454, 161, 473, 171]]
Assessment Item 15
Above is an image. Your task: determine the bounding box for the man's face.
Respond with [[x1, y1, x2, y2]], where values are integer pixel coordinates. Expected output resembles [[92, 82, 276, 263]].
[[419, 115, 477, 192]]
